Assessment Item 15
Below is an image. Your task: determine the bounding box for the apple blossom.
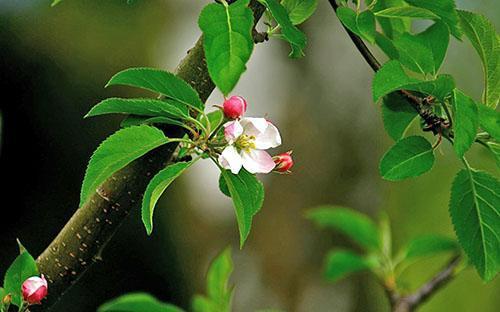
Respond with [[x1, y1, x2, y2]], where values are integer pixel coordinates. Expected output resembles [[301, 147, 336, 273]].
[[219, 117, 282, 174], [273, 151, 294, 173], [22, 275, 48, 304], [223, 96, 247, 119]]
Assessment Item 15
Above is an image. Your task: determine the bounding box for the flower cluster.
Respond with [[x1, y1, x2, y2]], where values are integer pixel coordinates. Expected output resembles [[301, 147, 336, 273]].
[[218, 96, 293, 174]]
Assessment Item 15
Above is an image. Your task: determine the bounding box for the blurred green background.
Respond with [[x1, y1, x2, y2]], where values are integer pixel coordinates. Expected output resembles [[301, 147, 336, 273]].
[[0, 0, 498, 311]]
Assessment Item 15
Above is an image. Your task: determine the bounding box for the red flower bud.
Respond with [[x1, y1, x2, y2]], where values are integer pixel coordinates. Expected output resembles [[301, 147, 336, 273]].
[[223, 96, 247, 119], [22, 275, 48, 305], [273, 151, 294, 173]]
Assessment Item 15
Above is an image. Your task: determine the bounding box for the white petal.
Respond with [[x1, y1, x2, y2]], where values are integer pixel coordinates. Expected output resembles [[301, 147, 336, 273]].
[[254, 122, 282, 149], [219, 146, 243, 174], [241, 149, 276, 174], [240, 117, 269, 136], [223, 120, 243, 143]]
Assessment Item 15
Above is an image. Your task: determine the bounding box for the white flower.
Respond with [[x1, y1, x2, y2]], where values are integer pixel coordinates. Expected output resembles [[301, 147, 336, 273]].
[[218, 117, 282, 174]]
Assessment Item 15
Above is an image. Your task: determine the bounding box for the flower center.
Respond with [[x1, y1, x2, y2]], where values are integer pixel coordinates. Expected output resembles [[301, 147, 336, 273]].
[[235, 134, 256, 152]]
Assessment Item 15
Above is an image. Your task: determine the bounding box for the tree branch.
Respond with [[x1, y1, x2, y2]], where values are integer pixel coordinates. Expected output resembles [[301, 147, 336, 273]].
[[327, 0, 450, 136], [35, 1, 265, 309], [391, 255, 462, 312]]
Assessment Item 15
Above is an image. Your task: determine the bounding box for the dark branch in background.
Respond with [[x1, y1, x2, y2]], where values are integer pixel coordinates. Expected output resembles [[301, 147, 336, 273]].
[[388, 256, 462, 312], [35, 1, 266, 309], [327, 0, 450, 137], [327, 1, 461, 310]]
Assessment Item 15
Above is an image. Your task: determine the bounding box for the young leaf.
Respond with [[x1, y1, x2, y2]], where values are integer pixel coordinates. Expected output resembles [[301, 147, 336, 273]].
[[393, 32, 435, 75], [220, 169, 265, 248], [405, 0, 462, 39], [372, 60, 419, 103], [202, 110, 225, 133], [306, 206, 381, 251], [458, 10, 500, 108], [142, 161, 193, 235], [478, 105, 500, 141], [336, 7, 375, 43], [106, 68, 203, 111], [372, 0, 410, 39], [51, 0, 63, 6], [374, 6, 440, 20], [381, 92, 418, 141], [259, 0, 307, 57], [452, 90, 479, 157], [193, 248, 234, 312], [281, 0, 318, 25], [324, 250, 377, 282], [379, 136, 435, 181], [80, 126, 169, 206], [415, 22, 450, 74], [402, 235, 459, 260], [86, 98, 189, 119], [199, 0, 254, 95], [98, 293, 184, 312], [449, 169, 500, 281], [3, 251, 38, 307], [218, 173, 231, 197]]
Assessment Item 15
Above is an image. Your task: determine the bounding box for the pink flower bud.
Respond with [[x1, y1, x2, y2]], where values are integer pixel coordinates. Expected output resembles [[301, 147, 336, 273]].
[[223, 96, 247, 119], [22, 275, 48, 304], [273, 151, 294, 173]]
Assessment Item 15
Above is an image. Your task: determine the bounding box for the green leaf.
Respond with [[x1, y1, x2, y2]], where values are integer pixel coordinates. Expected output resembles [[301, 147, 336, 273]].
[[452, 90, 479, 157], [218, 173, 231, 197], [121, 116, 187, 129], [375, 32, 399, 60], [374, 6, 440, 20], [478, 105, 500, 141], [380, 136, 435, 181], [485, 141, 500, 168], [202, 110, 225, 133], [142, 161, 193, 235], [86, 98, 189, 119], [405, 0, 462, 39], [306, 206, 381, 251], [324, 250, 376, 282], [415, 22, 450, 74], [381, 92, 418, 141], [449, 168, 500, 281], [98, 293, 184, 312], [393, 32, 434, 74], [458, 10, 500, 108], [373, 0, 410, 39], [220, 169, 265, 248], [207, 248, 233, 304], [106, 68, 203, 111], [373, 61, 455, 102], [281, 0, 318, 25], [372, 60, 419, 102], [80, 125, 169, 206], [199, 0, 254, 95], [3, 251, 38, 307], [403, 235, 459, 260], [336, 7, 376, 43], [259, 0, 307, 57], [193, 248, 234, 312]]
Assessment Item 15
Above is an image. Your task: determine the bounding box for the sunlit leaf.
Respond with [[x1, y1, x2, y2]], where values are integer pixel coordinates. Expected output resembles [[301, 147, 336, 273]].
[[98, 293, 184, 312], [80, 126, 169, 206], [281, 0, 318, 25], [375, 6, 440, 20], [452, 89, 479, 157], [324, 250, 377, 282], [402, 235, 459, 260], [405, 0, 462, 39], [142, 161, 193, 235], [379, 136, 435, 181], [478, 105, 500, 141], [86, 98, 189, 119], [450, 168, 500, 281], [199, 0, 254, 95]]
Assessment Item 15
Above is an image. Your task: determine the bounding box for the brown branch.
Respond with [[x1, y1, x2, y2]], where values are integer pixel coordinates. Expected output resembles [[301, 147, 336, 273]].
[[390, 255, 462, 312], [35, 1, 266, 309], [327, 0, 449, 136]]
